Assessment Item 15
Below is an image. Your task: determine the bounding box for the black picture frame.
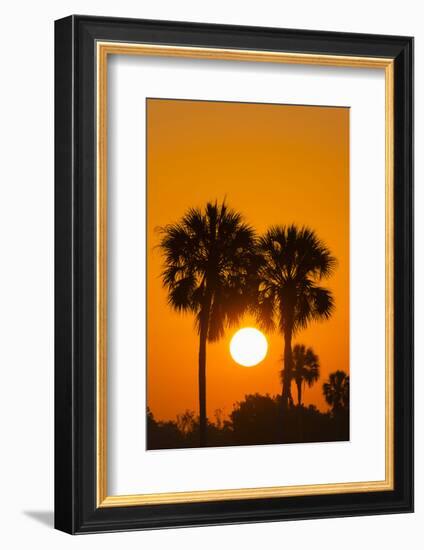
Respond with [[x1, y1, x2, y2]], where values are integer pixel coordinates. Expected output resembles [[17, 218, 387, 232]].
[[55, 14, 414, 534]]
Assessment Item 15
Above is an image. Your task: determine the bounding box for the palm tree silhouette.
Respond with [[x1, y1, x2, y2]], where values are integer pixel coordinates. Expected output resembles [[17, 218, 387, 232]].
[[255, 225, 335, 411], [158, 201, 258, 446], [323, 370, 349, 413], [283, 344, 320, 406]]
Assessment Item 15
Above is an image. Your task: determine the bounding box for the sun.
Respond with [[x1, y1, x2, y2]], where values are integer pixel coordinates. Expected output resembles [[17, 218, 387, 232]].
[[229, 328, 268, 367]]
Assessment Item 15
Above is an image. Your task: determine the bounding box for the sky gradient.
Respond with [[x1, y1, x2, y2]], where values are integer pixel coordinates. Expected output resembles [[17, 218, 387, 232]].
[[147, 98, 349, 421]]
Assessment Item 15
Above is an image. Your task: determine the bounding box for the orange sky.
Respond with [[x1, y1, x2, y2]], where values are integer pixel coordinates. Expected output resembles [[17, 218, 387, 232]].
[[147, 98, 349, 421]]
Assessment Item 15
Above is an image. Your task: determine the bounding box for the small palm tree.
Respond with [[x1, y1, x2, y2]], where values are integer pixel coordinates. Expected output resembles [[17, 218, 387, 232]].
[[282, 344, 320, 406], [323, 370, 349, 413], [256, 225, 336, 410], [159, 201, 258, 446]]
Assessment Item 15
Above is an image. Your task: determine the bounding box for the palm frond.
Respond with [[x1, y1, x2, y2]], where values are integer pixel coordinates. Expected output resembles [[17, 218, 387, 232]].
[[256, 224, 336, 336], [158, 200, 259, 343], [294, 281, 335, 332]]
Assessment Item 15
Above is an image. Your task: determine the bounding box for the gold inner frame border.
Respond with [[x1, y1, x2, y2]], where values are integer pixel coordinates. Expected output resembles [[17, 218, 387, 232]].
[[96, 41, 394, 508]]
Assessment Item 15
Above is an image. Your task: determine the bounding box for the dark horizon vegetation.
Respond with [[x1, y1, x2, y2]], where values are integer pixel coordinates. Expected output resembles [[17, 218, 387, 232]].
[[152, 199, 348, 449], [147, 369, 350, 449]]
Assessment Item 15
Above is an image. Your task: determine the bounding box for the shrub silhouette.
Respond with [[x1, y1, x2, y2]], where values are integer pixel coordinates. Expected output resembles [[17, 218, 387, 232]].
[[231, 393, 280, 445]]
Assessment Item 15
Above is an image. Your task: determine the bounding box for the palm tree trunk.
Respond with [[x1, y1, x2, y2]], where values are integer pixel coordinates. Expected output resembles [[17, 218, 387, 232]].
[[198, 323, 207, 447], [296, 380, 302, 406], [198, 292, 212, 447], [282, 328, 293, 411]]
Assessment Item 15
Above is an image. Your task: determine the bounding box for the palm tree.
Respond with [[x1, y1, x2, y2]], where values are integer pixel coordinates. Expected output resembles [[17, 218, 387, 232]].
[[283, 344, 320, 406], [323, 370, 349, 413], [159, 201, 258, 446], [256, 225, 335, 411]]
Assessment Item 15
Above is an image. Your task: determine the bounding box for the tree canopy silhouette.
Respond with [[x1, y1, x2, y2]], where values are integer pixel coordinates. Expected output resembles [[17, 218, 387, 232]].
[[230, 393, 280, 444], [255, 225, 336, 410], [147, 394, 350, 449], [323, 370, 350, 413], [158, 201, 259, 446], [284, 344, 320, 406]]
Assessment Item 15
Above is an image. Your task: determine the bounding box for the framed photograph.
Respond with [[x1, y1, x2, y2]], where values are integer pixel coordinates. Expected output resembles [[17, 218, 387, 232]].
[[54, 15, 413, 534]]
